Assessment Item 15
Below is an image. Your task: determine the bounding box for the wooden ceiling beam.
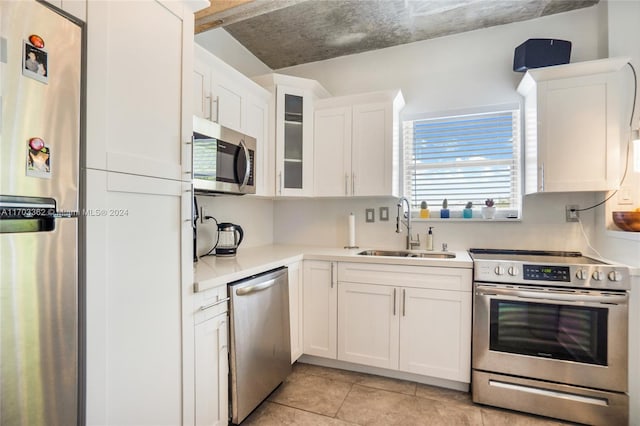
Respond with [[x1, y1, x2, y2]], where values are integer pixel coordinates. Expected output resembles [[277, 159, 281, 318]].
[[195, 0, 309, 33]]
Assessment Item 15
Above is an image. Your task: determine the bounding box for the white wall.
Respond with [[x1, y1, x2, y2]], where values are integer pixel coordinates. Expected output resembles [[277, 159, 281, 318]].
[[271, 5, 606, 254], [277, 6, 603, 115], [195, 28, 271, 77], [195, 195, 274, 256]]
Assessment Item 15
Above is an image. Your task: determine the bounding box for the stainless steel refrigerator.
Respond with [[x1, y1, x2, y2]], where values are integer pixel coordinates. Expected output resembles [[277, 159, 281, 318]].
[[0, 1, 84, 425]]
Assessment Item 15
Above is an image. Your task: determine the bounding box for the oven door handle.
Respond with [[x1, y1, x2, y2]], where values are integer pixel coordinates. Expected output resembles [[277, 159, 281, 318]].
[[476, 285, 628, 305]]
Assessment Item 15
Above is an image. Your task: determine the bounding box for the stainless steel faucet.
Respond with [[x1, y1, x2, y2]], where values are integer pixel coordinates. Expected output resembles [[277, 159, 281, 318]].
[[396, 197, 421, 250]]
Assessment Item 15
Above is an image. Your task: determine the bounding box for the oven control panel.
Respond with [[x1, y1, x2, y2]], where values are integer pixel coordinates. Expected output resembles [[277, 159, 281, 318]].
[[473, 261, 630, 289], [523, 264, 570, 281]]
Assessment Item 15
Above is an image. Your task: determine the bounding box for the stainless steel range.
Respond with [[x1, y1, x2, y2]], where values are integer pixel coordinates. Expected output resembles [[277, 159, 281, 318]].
[[469, 249, 630, 426]]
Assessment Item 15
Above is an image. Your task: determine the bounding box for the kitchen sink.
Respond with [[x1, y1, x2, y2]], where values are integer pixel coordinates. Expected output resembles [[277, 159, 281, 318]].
[[357, 250, 456, 259]]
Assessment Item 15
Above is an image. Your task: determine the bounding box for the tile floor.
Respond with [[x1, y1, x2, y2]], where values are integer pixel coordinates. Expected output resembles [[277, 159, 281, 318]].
[[242, 362, 575, 425]]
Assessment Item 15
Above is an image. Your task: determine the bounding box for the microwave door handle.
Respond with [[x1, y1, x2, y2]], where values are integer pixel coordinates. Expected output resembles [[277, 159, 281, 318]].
[[237, 139, 251, 189]]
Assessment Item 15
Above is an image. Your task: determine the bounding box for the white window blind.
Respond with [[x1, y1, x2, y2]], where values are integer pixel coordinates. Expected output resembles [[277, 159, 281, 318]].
[[403, 109, 521, 216]]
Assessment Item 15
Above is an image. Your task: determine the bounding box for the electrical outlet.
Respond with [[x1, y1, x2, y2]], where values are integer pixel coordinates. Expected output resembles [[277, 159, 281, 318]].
[[565, 205, 579, 222], [379, 207, 389, 221], [365, 208, 375, 223], [618, 186, 634, 205]]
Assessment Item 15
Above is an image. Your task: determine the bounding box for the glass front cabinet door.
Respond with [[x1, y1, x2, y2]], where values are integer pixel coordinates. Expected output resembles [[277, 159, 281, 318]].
[[276, 85, 315, 196]]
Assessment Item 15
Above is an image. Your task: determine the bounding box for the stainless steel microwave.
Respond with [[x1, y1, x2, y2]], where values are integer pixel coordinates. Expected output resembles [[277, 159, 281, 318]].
[[193, 116, 256, 195]]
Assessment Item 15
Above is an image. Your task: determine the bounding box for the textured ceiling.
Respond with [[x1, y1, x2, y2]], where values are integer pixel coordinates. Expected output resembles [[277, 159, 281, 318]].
[[220, 0, 598, 69]]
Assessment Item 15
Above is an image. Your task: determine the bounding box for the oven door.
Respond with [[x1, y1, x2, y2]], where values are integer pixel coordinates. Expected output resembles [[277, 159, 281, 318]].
[[473, 283, 628, 392]]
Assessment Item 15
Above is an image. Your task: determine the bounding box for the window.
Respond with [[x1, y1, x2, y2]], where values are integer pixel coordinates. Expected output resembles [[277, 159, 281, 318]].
[[403, 108, 521, 218]]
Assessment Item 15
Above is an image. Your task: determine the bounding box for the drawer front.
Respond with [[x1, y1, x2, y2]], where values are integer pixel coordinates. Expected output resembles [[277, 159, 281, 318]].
[[194, 285, 228, 324], [338, 262, 472, 292]]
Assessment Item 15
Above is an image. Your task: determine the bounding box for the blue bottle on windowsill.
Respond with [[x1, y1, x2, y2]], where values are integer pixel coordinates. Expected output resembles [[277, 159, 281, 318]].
[[440, 199, 450, 218]]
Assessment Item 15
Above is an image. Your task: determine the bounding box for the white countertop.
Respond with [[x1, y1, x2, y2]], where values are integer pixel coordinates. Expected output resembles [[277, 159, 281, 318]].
[[194, 245, 473, 292]]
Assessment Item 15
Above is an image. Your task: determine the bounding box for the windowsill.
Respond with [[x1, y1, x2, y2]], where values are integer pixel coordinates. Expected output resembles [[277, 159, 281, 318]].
[[413, 217, 522, 223], [605, 229, 640, 241]]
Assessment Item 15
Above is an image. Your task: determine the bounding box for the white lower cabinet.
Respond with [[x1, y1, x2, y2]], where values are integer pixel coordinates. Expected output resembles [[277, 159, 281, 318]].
[[399, 287, 472, 382], [85, 170, 191, 425], [303, 260, 337, 359], [194, 312, 228, 426], [336, 262, 472, 383], [288, 261, 304, 363], [337, 282, 399, 369]]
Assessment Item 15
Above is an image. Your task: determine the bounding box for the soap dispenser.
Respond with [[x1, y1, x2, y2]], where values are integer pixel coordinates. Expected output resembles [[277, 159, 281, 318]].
[[425, 227, 434, 251]]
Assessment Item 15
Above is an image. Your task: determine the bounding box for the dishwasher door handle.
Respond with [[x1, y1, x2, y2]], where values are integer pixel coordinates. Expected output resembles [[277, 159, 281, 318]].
[[235, 279, 277, 296]]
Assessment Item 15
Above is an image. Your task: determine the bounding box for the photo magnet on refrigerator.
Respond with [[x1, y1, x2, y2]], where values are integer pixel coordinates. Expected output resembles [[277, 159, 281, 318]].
[[26, 137, 51, 178], [23, 39, 48, 84]]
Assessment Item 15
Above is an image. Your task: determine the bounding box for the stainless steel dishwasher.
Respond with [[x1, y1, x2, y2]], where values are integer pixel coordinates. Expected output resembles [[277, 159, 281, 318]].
[[228, 267, 291, 424]]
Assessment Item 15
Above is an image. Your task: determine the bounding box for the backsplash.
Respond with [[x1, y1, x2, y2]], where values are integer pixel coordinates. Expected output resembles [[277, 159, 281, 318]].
[[195, 195, 275, 256], [272, 193, 601, 254], [196, 191, 612, 259]]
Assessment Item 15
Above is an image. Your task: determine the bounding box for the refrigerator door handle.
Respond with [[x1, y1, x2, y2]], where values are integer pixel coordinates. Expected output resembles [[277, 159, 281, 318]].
[[0, 195, 63, 233]]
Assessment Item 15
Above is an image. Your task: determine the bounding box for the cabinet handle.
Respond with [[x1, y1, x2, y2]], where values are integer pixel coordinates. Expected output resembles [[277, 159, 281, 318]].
[[208, 95, 219, 122], [185, 136, 194, 177], [330, 262, 334, 288], [345, 174, 349, 196], [199, 297, 230, 311], [402, 289, 406, 317], [204, 95, 211, 120], [352, 174, 356, 196], [393, 288, 397, 316], [540, 163, 545, 192], [278, 172, 283, 195]]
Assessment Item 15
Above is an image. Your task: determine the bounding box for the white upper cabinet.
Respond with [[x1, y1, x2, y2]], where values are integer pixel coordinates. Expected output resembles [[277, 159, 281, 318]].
[[193, 53, 212, 121], [253, 74, 330, 197], [86, 0, 194, 182], [245, 96, 272, 197], [314, 91, 405, 197], [194, 44, 243, 131], [517, 57, 629, 194], [314, 107, 352, 196], [193, 45, 271, 196]]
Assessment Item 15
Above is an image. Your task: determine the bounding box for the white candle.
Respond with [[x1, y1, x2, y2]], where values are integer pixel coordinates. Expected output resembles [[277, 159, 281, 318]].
[[348, 212, 356, 247]]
